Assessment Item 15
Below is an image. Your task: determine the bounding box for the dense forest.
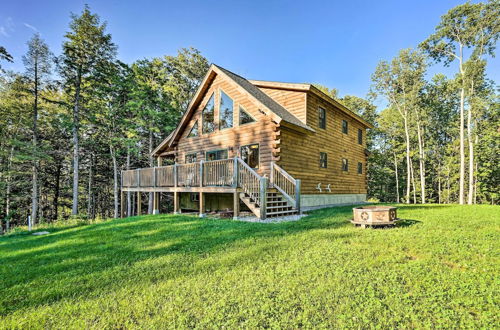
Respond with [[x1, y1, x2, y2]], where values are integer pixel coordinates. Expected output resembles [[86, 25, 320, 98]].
[[0, 2, 498, 232]]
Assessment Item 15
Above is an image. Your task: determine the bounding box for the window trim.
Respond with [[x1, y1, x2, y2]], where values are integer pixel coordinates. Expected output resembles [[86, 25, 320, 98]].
[[318, 107, 326, 129], [342, 120, 348, 134], [218, 89, 234, 131], [358, 128, 363, 145], [238, 105, 257, 126], [319, 152, 328, 168], [240, 143, 260, 169], [342, 158, 349, 172], [205, 148, 229, 161]]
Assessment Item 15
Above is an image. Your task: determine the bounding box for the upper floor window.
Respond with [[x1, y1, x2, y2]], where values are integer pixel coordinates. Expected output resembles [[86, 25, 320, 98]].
[[357, 162, 363, 174], [219, 90, 234, 129], [319, 152, 328, 168], [358, 128, 363, 145], [202, 93, 215, 134], [239, 106, 256, 125], [186, 153, 197, 163], [241, 144, 260, 169], [206, 149, 228, 161], [342, 120, 348, 134], [318, 107, 326, 129], [188, 121, 199, 138], [342, 158, 349, 171]]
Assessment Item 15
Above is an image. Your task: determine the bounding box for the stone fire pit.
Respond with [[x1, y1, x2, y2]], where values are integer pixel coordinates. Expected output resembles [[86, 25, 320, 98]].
[[351, 206, 399, 228]]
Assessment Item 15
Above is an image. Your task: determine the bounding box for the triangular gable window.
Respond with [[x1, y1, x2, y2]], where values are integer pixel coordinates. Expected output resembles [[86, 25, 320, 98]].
[[202, 93, 216, 134], [188, 121, 199, 138], [239, 106, 256, 125]]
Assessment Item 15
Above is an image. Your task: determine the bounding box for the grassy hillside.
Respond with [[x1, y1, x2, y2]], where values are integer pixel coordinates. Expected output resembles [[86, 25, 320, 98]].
[[0, 205, 498, 328]]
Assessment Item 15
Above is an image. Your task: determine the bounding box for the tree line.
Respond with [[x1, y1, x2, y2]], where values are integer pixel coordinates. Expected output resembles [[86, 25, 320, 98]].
[[0, 2, 498, 232]]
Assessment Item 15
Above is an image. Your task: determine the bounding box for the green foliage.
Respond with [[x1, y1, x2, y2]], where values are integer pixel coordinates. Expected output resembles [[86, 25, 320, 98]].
[[0, 205, 498, 327]]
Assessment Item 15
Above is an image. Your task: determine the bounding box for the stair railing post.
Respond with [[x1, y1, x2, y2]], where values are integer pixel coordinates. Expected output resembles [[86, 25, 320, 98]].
[[295, 179, 301, 213], [259, 177, 268, 220], [199, 160, 204, 187], [270, 161, 274, 187], [233, 157, 238, 188]]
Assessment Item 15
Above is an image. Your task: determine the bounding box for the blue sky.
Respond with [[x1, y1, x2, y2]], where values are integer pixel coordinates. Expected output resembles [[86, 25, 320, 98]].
[[1, 0, 498, 108]]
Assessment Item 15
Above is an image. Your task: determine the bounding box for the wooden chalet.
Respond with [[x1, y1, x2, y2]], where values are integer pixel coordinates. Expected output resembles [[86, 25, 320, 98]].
[[121, 64, 373, 219]]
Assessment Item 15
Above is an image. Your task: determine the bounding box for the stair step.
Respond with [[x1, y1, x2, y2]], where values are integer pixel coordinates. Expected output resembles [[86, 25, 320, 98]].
[[266, 205, 293, 210], [266, 209, 298, 216], [266, 201, 288, 206]]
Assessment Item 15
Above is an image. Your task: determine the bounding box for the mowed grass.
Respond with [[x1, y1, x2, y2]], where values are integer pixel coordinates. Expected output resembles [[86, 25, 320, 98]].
[[0, 205, 498, 328]]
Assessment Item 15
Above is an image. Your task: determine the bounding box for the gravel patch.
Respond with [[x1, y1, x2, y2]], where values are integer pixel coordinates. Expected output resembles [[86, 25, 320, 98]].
[[235, 213, 307, 223]]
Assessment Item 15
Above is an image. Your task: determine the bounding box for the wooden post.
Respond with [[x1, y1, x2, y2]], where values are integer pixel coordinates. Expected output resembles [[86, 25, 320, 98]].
[[295, 179, 301, 213], [174, 191, 180, 214], [137, 192, 142, 216], [199, 160, 204, 187], [233, 157, 238, 188], [157, 156, 162, 167], [233, 191, 240, 220], [199, 192, 205, 217], [270, 161, 274, 186], [120, 190, 125, 218], [173, 163, 178, 187], [136, 169, 140, 188], [153, 192, 159, 215], [259, 177, 268, 220]]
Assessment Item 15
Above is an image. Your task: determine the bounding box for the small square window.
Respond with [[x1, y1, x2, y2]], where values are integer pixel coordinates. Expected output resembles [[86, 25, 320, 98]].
[[357, 162, 363, 174], [185, 153, 197, 163], [320, 152, 328, 168], [342, 158, 349, 171], [358, 128, 363, 145], [318, 107, 326, 129], [190, 193, 199, 202], [342, 120, 348, 134]]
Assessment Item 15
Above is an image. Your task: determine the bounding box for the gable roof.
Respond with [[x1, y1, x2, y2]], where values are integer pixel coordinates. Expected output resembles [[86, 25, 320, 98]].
[[152, 64, 313, 156], [249, 80, 374, 129]]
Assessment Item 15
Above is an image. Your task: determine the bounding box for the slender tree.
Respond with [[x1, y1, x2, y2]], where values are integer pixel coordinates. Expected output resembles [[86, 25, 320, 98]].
[[22, 33, 53, 225], [58, 5, 116, 215]]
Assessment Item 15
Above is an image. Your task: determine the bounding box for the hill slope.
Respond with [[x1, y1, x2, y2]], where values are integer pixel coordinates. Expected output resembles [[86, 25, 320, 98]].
[[0, 205, 498, 328]]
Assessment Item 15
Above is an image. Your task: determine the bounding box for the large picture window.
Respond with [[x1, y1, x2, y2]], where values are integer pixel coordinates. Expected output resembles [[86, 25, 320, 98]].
[[240, 144, 259, 169], [319, 152, 328, 168], [219, 90, 234, 129], [319, 107, 326, 129], [202, 93, 215, 134], [239, 106, 256, 125], [205, 149, 228, 161]]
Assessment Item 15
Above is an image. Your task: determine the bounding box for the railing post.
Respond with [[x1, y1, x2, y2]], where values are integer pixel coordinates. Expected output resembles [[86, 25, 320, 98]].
[[136, 169, 140, 188], [153, 167, 157, 188], [199, 160, 204, 187], [270, 161, 274, 186], [233, 157, 238, 188], [295, 179, 301, 213], [173, 163, 178, 187], [259, 177, 268, 220]]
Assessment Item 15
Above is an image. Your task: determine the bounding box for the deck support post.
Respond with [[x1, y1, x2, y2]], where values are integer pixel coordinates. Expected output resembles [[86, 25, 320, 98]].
[[295, 179, 301, 213], [199, 192, 205, 218], [174, 191, 180, 214], [233, 191, 240, 220], [259, 177, 268, 220], [120, 190, 125, 218], [153, 192, 160, 215], [137, 192, 142, 216]]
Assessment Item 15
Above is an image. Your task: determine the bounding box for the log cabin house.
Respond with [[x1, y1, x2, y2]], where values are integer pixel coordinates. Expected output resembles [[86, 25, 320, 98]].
[[121, 64, 373, 219]]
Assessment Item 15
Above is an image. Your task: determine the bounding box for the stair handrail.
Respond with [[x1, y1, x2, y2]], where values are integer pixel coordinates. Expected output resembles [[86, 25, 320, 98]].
[[236, 158, 264, 207], [270, 162, 301, 211]]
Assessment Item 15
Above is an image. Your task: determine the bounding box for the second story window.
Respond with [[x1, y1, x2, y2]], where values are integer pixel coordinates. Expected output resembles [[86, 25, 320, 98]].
[[219, 90, 234, 129], [342, 158, 349, 171], [188, 121, 199, 138], [342, 120, 348, 134], [202, 93, 215, 134], [358, 128, 363, 145], [239, 106, 256, 125], [357, 162, 363, 174], [318, 107, 326, 129], [319, 152, 328, 168]]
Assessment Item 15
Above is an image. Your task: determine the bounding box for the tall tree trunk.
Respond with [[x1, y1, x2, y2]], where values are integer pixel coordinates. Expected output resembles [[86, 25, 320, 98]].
[[5, 146, 14, 232], [467, 81, 474, 205], [458, 47, 465, 205], [72, 69, 82, 215], [403, 114, 411, 204], [31, 58, 39, 225], [416, 120, 426, 204], [438, 160, 442, 204], [53, 159, 61, 221], [126, 147, 131, 217], [410, 159, 417, 204], [87, 153, 94, 219], [393, 152, 400, 203], [148, 131, 153, 214], [110, 145, 119, 219]]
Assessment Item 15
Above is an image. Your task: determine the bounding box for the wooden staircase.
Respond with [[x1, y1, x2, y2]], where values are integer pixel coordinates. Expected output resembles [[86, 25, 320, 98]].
[[239, 188, 299, 219]]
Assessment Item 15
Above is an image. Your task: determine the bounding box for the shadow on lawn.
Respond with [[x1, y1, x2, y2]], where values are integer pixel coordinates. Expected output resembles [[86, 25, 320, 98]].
[[0, 208, 352, 315], [396, 219, 422, 227]]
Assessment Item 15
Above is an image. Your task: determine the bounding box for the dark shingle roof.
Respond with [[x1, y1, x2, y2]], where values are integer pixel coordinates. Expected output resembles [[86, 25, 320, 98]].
[[214, 65, 312, 131]]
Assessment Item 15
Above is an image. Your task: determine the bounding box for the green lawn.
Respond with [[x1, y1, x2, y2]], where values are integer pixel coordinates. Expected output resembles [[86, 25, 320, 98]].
[[0, 205, 498, 328]]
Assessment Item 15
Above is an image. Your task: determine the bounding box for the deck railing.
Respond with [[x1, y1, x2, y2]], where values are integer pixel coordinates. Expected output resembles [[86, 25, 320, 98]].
[[177, 162, 200, 187], [270, 161, 301, 211], [204, 159, 234, 186]]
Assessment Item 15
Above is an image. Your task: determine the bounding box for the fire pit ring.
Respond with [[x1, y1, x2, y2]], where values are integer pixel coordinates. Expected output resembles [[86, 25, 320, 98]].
[[351, 206, 399, 228]]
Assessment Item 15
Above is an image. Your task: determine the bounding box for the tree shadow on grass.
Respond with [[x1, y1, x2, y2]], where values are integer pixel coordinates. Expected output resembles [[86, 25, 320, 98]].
[[396, 219, 422, 227], [0, 209, 352, 315]]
